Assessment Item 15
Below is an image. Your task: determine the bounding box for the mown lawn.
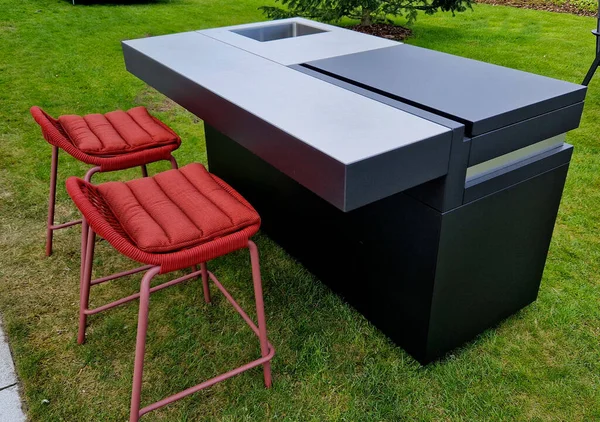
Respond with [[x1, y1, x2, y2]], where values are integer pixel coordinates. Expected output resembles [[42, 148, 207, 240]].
[[1, 0, 599, 420]]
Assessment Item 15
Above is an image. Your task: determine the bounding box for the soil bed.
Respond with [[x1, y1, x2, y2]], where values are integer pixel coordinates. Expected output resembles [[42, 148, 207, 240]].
[[476, 0, 596, 17], [349, 23, 413, 41], [351, 0, 595, 41]]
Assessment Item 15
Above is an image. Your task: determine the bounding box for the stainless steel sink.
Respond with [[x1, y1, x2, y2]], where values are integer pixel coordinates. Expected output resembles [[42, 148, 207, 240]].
[[231, 22, 327, 42]]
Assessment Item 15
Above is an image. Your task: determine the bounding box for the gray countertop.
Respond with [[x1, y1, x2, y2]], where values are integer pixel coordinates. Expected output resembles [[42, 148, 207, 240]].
[[304, 44, 586, 136], [122, 18, 584, 211], [122, 30, 450, 165]]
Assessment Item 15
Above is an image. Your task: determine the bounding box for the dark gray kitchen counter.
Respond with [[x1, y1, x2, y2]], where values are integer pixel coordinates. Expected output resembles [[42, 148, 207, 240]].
[[122, 28, 452, 211], [123, 19, 586, 363]]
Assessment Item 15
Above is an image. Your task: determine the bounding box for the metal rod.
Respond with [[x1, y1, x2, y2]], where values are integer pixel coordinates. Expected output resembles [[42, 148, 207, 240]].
[[139, 352, 274, 417], [50, 219, 82, 230], [91, 265, 154, 286], [201, 263, 211, 303], [584, 0, 600, 85], [84, 269, 203, 315], [597, 0, 600, 34], [45, 146, 59, 256], [78, 226, 95, 344], [582, 0, 600, 85], [129, 267, 158, 422]]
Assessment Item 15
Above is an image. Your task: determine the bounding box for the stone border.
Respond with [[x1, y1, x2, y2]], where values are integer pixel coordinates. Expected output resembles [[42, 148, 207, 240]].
[[0, 319, 26, 422]]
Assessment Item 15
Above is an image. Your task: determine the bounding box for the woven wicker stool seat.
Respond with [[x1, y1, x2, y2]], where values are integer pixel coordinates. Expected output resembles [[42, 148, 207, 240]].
[[66, 163, 274, 421], [30, 105, 181, 256], [67, 163, 261, 270]]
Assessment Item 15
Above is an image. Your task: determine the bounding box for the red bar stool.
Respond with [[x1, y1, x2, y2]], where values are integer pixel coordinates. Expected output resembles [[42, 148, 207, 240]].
[[30, 106, 181, 256], [66, 163, 274, 421]]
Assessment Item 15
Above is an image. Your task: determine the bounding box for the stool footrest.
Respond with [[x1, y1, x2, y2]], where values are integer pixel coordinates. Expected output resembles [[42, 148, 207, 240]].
[[85, 268, 202, 315], [138, 269, 275, 418], [91, 265, 154, 286], [140, 350, 274, 416], [50, 219, 82, 230]]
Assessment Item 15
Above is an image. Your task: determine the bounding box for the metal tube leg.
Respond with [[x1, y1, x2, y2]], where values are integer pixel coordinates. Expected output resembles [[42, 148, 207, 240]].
[[130, 267, 160, 422], [201, 263, 211, 303], [45, 146, 59, 256], [83, 167, 101, 183], [78, 226, 96, 345], [583, 54, 600, 86], [141, 164, 148, 178], [79, 218, 88, 290], [248, 241, 272, 388], [169, 155, 178, 169], [80, 166, 100, 279]]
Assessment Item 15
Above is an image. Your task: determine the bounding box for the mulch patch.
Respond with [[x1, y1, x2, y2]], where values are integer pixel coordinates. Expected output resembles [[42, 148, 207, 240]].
[[475, 0, 596, 17], [350, 1, 596, 41], [349, 23, 413, 41]]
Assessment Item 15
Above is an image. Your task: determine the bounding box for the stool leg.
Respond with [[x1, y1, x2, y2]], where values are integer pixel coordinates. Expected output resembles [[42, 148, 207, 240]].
[[169, 155, 178, 169], [79, 166, 101, 279], [78, 225, 95, 344], [141, 165, 148, 178], [130, 266, 160, 422], [79, 218, 88, 295], [83, 166, 101, 183], [248, 240, 272, 388], [201, 263, 211, 303], [45, 146, 59, 256]]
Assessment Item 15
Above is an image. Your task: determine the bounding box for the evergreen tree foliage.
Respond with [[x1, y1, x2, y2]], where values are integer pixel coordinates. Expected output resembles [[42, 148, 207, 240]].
[[260, 0, 473, 26]]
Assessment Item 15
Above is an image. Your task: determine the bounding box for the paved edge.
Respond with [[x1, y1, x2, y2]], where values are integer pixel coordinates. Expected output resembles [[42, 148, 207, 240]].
[[0, 318, 26, 422]]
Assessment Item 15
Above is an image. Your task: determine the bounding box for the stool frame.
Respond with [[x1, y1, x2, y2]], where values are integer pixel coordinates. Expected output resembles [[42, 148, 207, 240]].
[[66, 170, 275, 422], [80, 227, 274, 421]]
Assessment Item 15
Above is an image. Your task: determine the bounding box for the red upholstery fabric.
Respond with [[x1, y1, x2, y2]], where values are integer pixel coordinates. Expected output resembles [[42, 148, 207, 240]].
[[58, 107, 179, 156], [96, 163, 260, 253], [66, 164, 260, 273], [30, 106, 181, 172]]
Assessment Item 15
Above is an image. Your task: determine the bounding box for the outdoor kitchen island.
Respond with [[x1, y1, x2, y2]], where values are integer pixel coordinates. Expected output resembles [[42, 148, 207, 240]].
[[122, 18, 586, 364]]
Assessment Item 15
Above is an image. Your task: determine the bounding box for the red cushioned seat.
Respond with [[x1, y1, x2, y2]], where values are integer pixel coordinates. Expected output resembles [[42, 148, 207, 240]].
[[96, 163, 260, 253], [66, 162, 273, 422], [31, 105, 182, 256], [59, 106, 179, 156]]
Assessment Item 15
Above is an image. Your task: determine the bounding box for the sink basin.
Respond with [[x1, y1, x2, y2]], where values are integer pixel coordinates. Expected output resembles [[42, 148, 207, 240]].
[[231, 22, 327, 42]]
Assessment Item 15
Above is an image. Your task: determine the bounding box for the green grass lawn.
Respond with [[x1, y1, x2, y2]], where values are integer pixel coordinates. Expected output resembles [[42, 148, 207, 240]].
[[1, 0, 599, 420]]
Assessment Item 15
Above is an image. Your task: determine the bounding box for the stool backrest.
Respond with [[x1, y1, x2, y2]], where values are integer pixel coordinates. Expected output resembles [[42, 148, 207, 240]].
[[30, 106, 72, 149], [66, 177, 131, 242]]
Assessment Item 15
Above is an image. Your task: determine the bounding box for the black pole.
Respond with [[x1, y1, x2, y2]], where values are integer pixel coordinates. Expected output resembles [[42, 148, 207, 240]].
[[582, 0, 600, 86]]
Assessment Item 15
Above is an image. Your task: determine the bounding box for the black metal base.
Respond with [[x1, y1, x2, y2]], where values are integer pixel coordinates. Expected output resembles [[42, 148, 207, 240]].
[[205, 125, 569, 364], [582, 29, 600, 86], [583, 54, 599, 86]]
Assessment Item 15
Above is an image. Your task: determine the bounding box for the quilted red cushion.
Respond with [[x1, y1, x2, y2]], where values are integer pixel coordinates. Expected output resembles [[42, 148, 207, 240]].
[[58, 107, 179, 156], [96, 163, 260, 253]]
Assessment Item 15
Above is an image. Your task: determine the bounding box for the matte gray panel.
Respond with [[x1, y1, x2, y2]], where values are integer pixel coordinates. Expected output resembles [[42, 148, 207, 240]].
[[123, 43, 347, 209], [345, 132, 451, 210], [123, 31, 456, 211], [468, 102, 583, 165], [429, 164, 569, 360], [290, 63, 468, 212], [122, 32, 449, 165], [304, 45, 586, 136]]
